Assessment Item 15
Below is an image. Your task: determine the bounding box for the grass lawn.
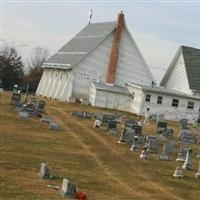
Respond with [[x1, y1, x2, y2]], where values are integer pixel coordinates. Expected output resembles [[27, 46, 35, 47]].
[[0, 92, 200, 200]]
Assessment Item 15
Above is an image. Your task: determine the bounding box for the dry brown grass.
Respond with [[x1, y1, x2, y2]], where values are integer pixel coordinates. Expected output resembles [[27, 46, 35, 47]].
[[0, 92, 200, 200]]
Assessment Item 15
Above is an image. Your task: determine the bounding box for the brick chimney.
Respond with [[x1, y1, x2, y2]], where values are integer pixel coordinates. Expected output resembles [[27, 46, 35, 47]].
[[106, 11, 124, 85]]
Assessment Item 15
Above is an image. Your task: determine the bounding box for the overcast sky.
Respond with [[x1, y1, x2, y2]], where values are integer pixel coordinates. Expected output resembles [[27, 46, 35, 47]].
[[1, 0, 200, 83]]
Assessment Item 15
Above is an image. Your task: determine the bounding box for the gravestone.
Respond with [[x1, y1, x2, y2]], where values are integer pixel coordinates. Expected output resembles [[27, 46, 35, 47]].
[[176, 147, 189, 162], [101, 114, 116, 126], [159, 128, 173, 140], [107, 120, 117, 135], [37, 100, 46, 112], [40, 116, 52, 123], [182, 148, 193, 170], [179, 129, 197, 144], [173, 167, 184, 178], [156, 121, 167, 133], [196, 162, 200, 179], [39, 162, 51, 179], [93, 119, 101, 128], [30, 97, 37, 108], [19, 111, 29, 119], [131, 124, 142, 136], [49, 121, 59, 130], [125, 129, 135, 144], [59, 178, 76, 199], [123, 119, 138, 129], [159, 143, 174, 161], [157, 114, 165, 123], [140, 149, 149, 160], [180, 118, 188, 129], [11, 93, 21, 105], [147, 138, 158, 152], [163, 143, 174, 154]]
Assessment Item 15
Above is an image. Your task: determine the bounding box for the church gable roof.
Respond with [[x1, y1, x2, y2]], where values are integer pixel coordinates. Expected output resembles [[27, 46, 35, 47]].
[[160, 45, 200, 91], [181, 46, 200, 91], [44, 22, 116, 68]]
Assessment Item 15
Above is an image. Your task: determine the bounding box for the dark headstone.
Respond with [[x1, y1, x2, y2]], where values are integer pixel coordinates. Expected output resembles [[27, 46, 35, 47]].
[[156, 121, 167, 133], [101, 114, 116, 126], [180, 118, 188, 129], [179, 129, 197, 144]]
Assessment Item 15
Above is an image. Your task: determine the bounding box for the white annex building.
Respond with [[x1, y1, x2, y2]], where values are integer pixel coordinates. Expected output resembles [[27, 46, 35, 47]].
[[127, 46, 200, 122], [36, 12, 200, 122]]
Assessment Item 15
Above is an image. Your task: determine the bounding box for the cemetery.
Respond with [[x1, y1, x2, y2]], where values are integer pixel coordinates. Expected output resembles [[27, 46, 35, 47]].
[[1, 92, 200, 200]]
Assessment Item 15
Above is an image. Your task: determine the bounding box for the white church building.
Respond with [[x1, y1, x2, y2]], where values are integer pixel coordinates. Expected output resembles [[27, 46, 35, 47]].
[[36, 12, 154, 101], [36, 12, 200, 122]]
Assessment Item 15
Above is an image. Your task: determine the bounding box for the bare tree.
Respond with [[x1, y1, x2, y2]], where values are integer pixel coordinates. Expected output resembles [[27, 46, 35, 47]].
[[24, 47, 49, 92], [0, 45, 24, 90]]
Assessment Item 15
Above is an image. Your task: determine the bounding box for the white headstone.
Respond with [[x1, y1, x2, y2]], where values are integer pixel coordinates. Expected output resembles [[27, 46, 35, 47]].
[[39, 162, 51, 179], [173, 167, 184, 178], [19, 111, 28, 119], [59, 178, 76, 198], [182, 148, 193, 170]]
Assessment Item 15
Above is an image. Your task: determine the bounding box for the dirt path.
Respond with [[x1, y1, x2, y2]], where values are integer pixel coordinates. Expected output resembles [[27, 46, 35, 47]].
[[48, 107, 183, 200]]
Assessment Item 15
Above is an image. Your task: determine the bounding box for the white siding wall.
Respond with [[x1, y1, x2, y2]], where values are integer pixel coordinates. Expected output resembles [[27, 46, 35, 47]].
[[140, 91, 200, 122], [72, 33, 114, 98], [36, 68, 47, 95], [127, 86, 143, 115], [115, 28, 154, 86], [165, 54, 191, 94], [91, 89, 131, 111]]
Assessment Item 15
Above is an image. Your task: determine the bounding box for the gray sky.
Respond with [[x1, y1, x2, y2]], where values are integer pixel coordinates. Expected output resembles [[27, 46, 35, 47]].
[[1, 0, 200, 83]]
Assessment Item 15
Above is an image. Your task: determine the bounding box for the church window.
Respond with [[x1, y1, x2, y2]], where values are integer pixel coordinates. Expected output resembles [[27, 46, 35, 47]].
[[145, 94, 151, 102], [172, 98, 179, 107]]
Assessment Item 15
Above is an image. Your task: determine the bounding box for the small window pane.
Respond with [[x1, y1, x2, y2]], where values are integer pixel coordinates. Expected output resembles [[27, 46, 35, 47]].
[[187, 101, 194, 109], [145, 94, 151, 102], [172, 99, 179, 107], [157, 96, 163, 104]]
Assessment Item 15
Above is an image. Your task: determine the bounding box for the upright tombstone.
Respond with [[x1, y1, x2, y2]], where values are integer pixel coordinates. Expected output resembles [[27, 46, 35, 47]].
[[182, 148, 193, 170], [156, 114, 165, 124], [156, 121, 167, 133], [59, 178, 76, 199], [125, 129, 135, 144], [39, 162, 51, 179], [173, 167, 184, 178], [147, 137, 158, 152], [159, 143, 174, 161], [10, 92, 21, 106], [179, 129, 197, 144], [131, 124, 142, 136], [180, 118, 188, 129], [195, 162, 200, 179], [37, 100, 46, 112], [93, 119, 101, 128], [107, 120, 117, 135], [176, 147, 189, 162], [123, 119, 138, 129], [101, 114, 116, 126], [140, 147, 149, 160], [30, 97, 37, 108], [159, 128, 173, 140]]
